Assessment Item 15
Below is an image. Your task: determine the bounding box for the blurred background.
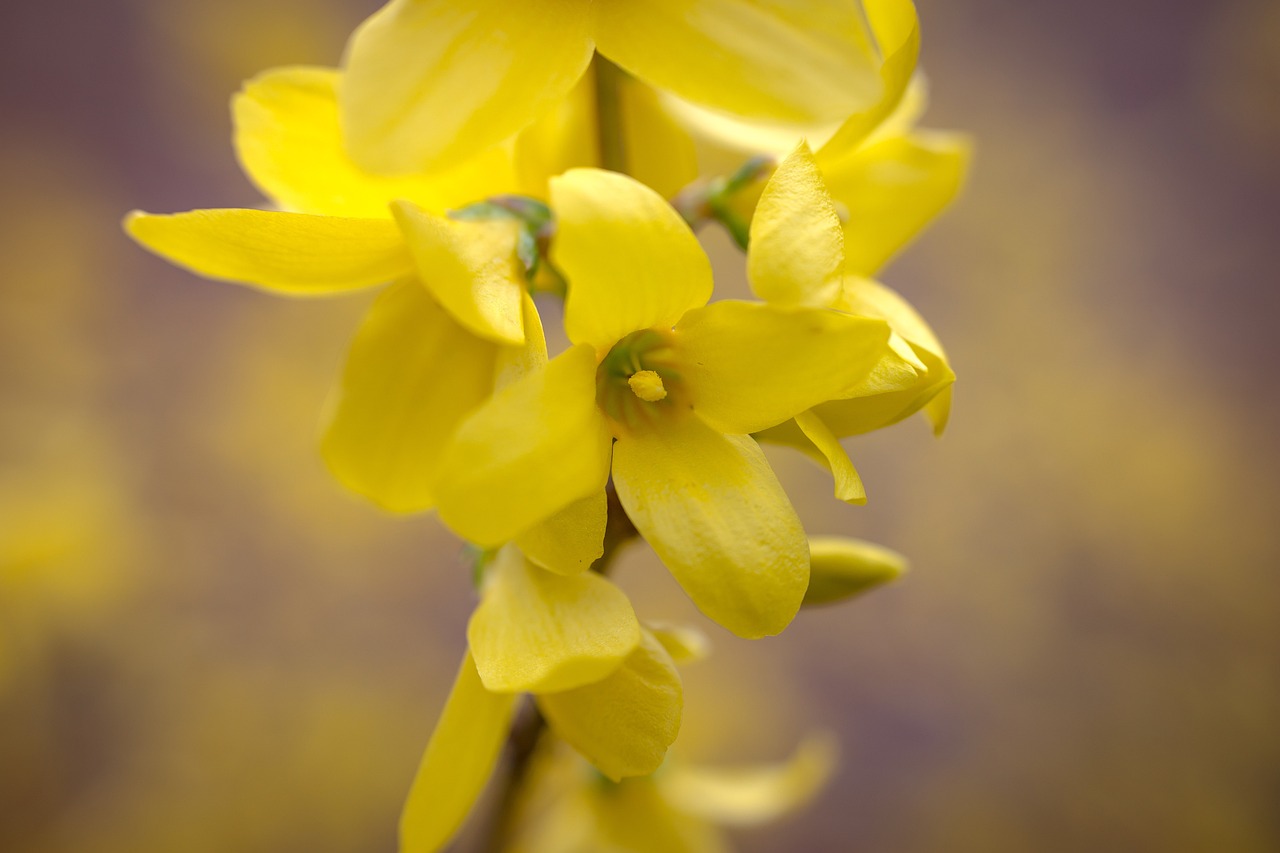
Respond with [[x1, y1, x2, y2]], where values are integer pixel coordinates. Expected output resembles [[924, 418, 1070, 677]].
[[2, 0, 1278, 850]]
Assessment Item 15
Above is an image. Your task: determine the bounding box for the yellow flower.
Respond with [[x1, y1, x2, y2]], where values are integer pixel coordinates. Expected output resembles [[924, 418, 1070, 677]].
[[340, 0, 886, 173], [431, 169, 912, 638], [400, 545, 687, 853], [512, 736, 837, 853]]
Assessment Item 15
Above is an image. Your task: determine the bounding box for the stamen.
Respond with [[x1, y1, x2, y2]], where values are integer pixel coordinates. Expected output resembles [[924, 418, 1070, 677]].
[[627, 369, 668, 402]]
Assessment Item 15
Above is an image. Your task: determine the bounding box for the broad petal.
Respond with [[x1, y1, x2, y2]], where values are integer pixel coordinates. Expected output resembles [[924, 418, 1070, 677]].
[[589, 777, 730, 853], [320, 282, 497, 513], [232, 66, 516, 218], [433, 344, 612, 547], [536, 629, 682, 781], [124, 209, 410, 295], [593, 0, 881, 126], [747, 143, 844, 307], [552, 169, 712, 349], [469, 546, 640, 694], [659, 735, 838, 826], [392, 201, 526, 345], [793, 410, 866, 505], [824, 131, 972, 276], [674, 300, 895, 435], [399, 653, 516, 853], [612, 416, 807, 639], [516, 490, 608, 575], [804, 536, 907, 607], [340, 0, 594, 174]]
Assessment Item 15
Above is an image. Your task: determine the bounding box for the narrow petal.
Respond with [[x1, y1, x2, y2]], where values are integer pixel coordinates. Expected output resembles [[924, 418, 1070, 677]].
[[318, 281, 495, 513], [747, 142, 844, 307], [646, 623, 711, 665], [124, 209, 410, 295], [674, 300, 894, 435], [232, 66, 516, 218], [536, 629, 682, 781], [399, 653, 516, 853], [793, 410, 866, 505], [804, 536, 907, 607], [612, 416, 807, 638], [593, 0, 881, 126], [659, 735, 838, 826], [494, 291, 549, 389], [552, 169, 712, 349], [340, 0, 594, 173], [824, 131, 973, 276], [516, 490, 608, 575], [433, 345, 612, 547], [589, 777, 730, 853], [392, 201, 525, 345]]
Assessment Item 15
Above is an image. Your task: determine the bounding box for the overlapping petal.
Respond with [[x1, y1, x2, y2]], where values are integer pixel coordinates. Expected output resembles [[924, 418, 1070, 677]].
[[399, 653, 517, 853], [674, 300, 898, 435], [611, 415, 807, 639], [515, 491, 608, 575], [433, 344, 612, 547], [793, 410, 867, 505], [233, 65, 515, 218], [319, 281, 498, 513], [124, 209, 410, 295], [552, 169, 712, 349], [468, 546, 640, 694], [535, 629, 682, 781], [341, 0, 594, 173]]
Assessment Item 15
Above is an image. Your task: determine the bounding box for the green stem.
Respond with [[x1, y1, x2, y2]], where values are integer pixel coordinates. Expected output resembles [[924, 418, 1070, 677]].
[[593, 54, 628, 174]]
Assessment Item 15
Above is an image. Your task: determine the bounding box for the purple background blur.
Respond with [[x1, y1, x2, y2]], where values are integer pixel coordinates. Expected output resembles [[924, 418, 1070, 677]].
[[2, 1, 1278, 851]]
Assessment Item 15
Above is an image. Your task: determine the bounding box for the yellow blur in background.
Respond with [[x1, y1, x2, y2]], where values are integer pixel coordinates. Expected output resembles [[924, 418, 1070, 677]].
[[2, 1, 1279, 851]]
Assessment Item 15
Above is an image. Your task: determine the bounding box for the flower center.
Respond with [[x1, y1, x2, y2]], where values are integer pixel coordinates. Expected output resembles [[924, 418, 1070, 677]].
[[596, 329, 683, 430], [627, 370, 667, 402]]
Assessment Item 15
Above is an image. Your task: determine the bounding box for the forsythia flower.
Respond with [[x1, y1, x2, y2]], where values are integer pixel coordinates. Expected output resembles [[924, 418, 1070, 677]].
[[401, 546, 692, 853], [430, 168, 918, 638], [341, 0, 888, 173]]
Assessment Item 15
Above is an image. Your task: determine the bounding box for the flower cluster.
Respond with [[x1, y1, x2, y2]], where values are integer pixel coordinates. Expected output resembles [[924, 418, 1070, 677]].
[[126, 0, 968, 849]]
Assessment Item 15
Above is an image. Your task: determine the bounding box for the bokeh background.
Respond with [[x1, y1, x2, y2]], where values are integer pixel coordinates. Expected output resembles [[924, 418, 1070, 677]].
[[3, 1, 1278, 851]]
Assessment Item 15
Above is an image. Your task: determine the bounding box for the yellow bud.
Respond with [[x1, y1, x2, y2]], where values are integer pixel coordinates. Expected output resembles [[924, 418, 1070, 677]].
[[627, 369, 667, 402]]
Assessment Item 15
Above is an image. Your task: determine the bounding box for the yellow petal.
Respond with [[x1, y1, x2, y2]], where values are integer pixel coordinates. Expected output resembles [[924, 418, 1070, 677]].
[[318, 281, 496, 513], [593, 0, 881, 126], [674, 300, 894, 435], [433, 344, 612, 547], [469, 545, 640, 694], [589, 777, 730, 853], [124, 209, 410, 295], [611, 416, 807, 639], [552, 169, 712, 349], [340, 0, 594, 174], [646, 623, 711, 665], [494, 291, 550, 389], [399, 653, 516, 853], [536, 629, 682, 780], [804, 536, 907, 607], [825, 131, 972, 276], [232, 65, 516, 218], [392, 201, 526, 345], [747, 143, 843, 307], [793, 410, 866, 505], [659, 735, 838, 826], [516, 490, 608, 575]]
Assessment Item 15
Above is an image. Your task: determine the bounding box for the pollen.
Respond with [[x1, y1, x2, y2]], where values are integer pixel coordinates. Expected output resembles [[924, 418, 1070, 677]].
[[627, 369, 668, 402]]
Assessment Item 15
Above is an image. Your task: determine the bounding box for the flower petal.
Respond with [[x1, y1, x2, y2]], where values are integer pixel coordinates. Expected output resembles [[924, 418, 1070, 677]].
[[536, 629, 682, 780], [674, 300, 894, 435], [747, 142, 844, 307], [516, 490, 608, 575], [659, 735, 838, 826], [593, 0, 881, 126], [589, 777, 730, 853], [399, 653, 516, 853], [646, 623, 711, 665], [612, 416, 807, 638], [340, 0, 594, 173], [804, 536, 907, 607], [318, 281, 496, 513], [793, 410, 866, 505], [392, 201, 526, 345], [469, 545, 640, 694], [825, 131, 972, 276], [124, 209, 410, 295], [433, 344, 612, 547], [552, 169, 712, 349], [232, 65, 516, 218]]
